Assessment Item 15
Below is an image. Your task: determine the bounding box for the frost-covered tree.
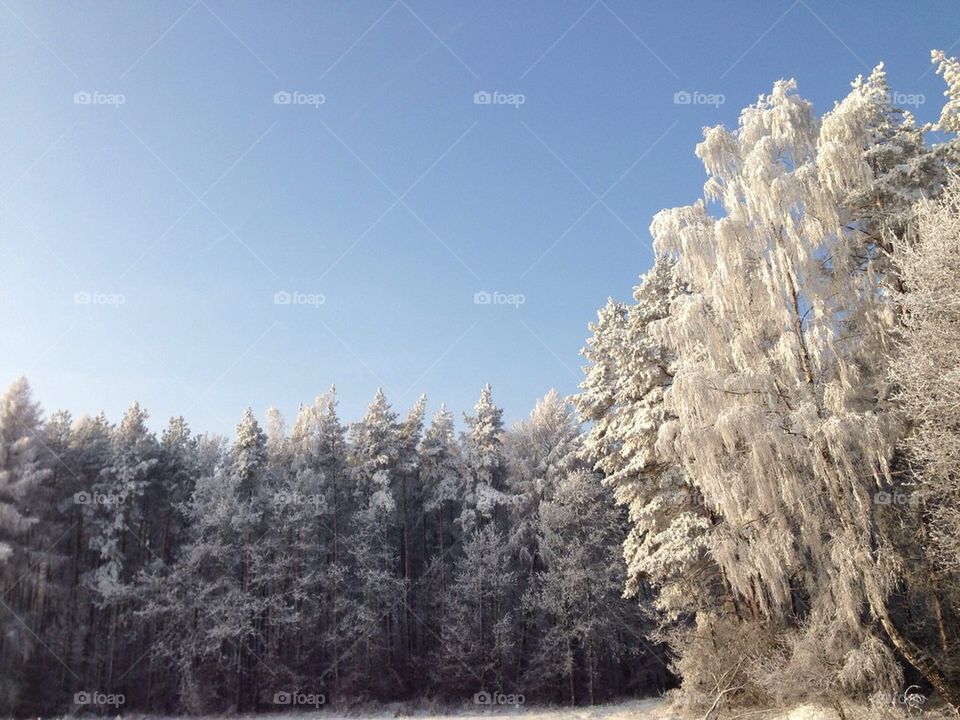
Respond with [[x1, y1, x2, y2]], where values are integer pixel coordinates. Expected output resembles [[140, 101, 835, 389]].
[[50, 412, 113, 700], [394, 395, 426, 675], [276, 390, 349, 685], [303, 388, 352, 691], [505, 390, 584, 685], [151, 409, 277, 713], [418, 404, 465, 591], [507, 391, 651, 705], [575, 258, 718, 620], [343, 389, 404, 696], [0, 378, 47, 573], [130, 416, 202, 710], [646, 59, 960, 706], [0, 378, 51, 713], [834, 64, 956, 248], [506, 389, 581, 572], [436, 524, 516, 695], [86, 402, 160, 692], [460, 385, 510, 534], [154, 417, 198, 563], [524, 469, 642, 705], [892, 176, 960, 587]]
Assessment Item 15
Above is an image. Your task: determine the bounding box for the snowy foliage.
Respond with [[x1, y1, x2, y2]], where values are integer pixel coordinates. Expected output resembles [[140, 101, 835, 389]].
[[892, 176, 960, 577], [0, 379, 50, 711], [582, 51, 960, 713]]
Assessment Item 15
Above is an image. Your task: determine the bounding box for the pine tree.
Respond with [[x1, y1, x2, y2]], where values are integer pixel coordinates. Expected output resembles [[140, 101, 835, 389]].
[[525, 469, 642, 705], [460, 385, 509, 535], [0, 378, 52, 713], [575, 259, 718, 617], [436, 524, 516, 696], [55, 412, 113, 701], [87, 402, 160, 697], [506, 389, 581, 575], [305, 388, 352, 692], [418, 404, 465, 593], [505, 390, 583, 686], [393, 395, 426, 684], [343, 389, 403, 696], [151, 409, 275, 713]]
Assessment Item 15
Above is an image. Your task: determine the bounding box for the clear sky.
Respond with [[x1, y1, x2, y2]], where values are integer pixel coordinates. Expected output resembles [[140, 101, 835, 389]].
[[1, 0, 957, 436]]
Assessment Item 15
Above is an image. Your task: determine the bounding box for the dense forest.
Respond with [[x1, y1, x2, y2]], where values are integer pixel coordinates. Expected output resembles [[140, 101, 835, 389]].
[[3, 50, 960, 719], [0, 383, 663, 715]]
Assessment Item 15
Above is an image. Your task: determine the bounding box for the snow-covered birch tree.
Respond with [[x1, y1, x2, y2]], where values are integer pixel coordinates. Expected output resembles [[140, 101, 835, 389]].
[[892, 174, 960, 609], [647, 59, 960, 706]]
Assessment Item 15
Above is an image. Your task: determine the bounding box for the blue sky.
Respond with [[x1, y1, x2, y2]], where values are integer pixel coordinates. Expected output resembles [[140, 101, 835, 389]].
[[1, 0, 957, 436]]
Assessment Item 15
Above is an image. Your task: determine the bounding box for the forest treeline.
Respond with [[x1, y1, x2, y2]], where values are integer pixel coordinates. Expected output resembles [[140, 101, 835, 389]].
[[0, 382, 662, 716]]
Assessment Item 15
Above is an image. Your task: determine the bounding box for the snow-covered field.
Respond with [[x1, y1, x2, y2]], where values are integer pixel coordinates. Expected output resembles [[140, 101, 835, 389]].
[[123, 699, 857, 720], [253, 700, 670, 719], [132, 702, 670, 720], [175, 700, 953, 720]]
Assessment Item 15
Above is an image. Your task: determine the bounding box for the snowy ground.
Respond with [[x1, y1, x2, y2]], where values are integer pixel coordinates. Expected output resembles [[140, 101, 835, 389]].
[[162, 701, 672, 720], [277, 699, 669, 719], [122, 699, 850, 720], [97, 697, 960, 720]]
